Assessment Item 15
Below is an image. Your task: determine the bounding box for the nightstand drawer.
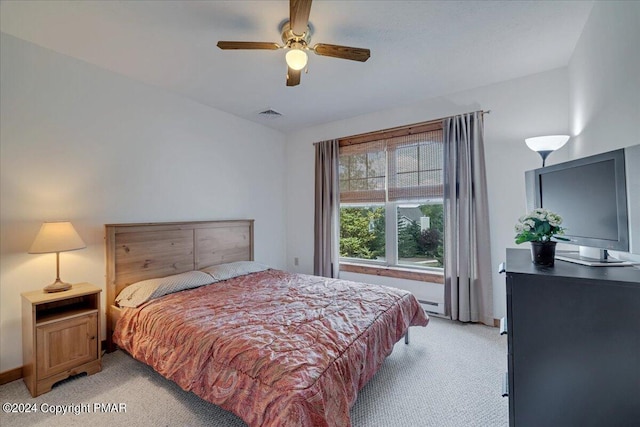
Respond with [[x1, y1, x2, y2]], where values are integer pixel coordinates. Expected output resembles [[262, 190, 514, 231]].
[[36, 312, 98, 379]]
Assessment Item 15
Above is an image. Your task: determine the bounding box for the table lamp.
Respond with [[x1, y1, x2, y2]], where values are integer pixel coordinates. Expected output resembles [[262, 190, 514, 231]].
[[28, 221, 86, 293]]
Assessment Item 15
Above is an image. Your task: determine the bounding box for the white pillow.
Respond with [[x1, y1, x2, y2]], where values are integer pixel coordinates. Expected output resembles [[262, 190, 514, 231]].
[[200, 261, 269, 281], [116, 270, 215, 308]]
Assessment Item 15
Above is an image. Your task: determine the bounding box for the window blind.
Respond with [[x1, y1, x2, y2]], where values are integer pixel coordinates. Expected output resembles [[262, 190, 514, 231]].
[[339, 140, 386, 203], [339, 128, 443, 203], [387, 129, 444, 201]]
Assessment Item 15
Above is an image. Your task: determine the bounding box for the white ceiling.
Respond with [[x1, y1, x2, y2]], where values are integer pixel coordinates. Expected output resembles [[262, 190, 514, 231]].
[[0, 0, 593, 133]]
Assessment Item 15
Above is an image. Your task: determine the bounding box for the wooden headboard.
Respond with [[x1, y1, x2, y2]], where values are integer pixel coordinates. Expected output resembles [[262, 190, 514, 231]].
[[105, 219, 254, 351]]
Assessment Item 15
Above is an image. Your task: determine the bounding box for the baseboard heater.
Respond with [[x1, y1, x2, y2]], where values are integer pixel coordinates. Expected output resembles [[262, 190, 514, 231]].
[[418, 299, 445, 315]]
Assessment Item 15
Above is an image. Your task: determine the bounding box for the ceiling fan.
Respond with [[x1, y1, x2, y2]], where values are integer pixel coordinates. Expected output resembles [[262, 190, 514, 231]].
[[217, 0, 370, 87]]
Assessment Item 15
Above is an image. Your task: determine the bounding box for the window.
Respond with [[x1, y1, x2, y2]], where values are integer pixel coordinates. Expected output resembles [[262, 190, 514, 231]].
[[397, 203, 443, 268], [339, 125, 444, 271], [339, 205, 385, 261]]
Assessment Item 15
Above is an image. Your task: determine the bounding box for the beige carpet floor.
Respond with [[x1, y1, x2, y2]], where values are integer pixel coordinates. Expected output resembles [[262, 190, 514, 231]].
[[0, 316, 508, 426]]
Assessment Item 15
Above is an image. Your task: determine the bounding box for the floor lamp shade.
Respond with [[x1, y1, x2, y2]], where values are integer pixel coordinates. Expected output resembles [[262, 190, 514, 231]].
[[29, 221, 86, 292], [525, 135, 570, 166]]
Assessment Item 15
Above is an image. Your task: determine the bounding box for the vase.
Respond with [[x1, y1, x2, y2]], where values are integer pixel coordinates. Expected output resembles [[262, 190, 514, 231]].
[[530, 241, 557, 266]]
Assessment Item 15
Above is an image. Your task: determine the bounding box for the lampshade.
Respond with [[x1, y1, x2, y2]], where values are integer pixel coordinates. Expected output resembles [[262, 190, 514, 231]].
[[525, 135, 570, 167], [29, 221, 86, 254], [286, 48, 308, 71], [525, 135, 570, 152], [29, 221, 86, 293]]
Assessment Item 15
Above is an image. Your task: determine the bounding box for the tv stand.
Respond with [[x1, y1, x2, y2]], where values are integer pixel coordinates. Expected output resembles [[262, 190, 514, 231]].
[[555, 251, 634, 267], [503, 249, 640, 426]]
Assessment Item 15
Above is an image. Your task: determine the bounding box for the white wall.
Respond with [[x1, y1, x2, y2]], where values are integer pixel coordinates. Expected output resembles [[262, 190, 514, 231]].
[[285, 68, 571, 321], [567, 1, 640, 262], [0, 34, 288, 371], [568, 1, 640, 159], [340, 272, 445, 315]]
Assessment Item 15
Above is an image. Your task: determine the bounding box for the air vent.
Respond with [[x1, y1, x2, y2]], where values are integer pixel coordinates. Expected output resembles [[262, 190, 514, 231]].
[[258, 109, 283, 118]]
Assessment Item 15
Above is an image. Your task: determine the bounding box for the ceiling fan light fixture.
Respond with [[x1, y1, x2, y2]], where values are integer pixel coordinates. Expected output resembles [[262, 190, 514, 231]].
[[217, 0, 371, 86], [286, 48, 308, 70]]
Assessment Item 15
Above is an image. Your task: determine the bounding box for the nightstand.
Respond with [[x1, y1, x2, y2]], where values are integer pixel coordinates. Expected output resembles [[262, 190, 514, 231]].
[[21, 282, 102, 397]]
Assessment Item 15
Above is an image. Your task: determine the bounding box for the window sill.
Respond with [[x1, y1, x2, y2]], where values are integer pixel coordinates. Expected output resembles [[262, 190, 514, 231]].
[[340, 262, 444, 284]]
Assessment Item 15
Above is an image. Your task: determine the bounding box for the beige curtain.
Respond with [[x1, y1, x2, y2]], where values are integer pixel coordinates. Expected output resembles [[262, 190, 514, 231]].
[[443, 112, 493, 324], [314, 139, 340, 278]]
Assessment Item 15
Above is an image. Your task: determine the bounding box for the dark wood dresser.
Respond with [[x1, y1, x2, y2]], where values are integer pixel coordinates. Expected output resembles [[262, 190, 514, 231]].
[[503, 248, 640, 427]]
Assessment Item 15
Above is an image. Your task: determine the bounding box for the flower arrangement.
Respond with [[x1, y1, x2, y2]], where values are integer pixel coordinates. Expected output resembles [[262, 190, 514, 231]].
[[515, 208, 568, 244]]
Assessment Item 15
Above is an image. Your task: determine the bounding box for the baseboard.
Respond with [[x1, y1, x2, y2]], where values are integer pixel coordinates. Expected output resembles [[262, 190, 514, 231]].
[[0, 366, 22, 385]]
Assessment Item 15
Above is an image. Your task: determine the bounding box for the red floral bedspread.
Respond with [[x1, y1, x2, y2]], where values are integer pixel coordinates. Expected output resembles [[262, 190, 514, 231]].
[[114, 269, 428, 426]]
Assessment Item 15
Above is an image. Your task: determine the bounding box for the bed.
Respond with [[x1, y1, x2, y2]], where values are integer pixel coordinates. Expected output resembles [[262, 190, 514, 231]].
[[106, 220, 428, 427]]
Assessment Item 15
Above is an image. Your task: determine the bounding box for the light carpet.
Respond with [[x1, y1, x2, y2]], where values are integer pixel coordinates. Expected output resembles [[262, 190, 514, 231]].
[[0, 316, 508, 426]]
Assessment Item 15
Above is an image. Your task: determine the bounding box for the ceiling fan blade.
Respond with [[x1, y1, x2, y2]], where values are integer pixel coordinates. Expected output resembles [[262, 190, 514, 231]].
[[286, 67, 301, 87], [290, 0, 312, 36], [313, 43, 370, 62], [217, 41, 280, 50]]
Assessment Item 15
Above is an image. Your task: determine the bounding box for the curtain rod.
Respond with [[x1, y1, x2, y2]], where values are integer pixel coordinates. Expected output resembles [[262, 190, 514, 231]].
[[312, 110, 491, 146]]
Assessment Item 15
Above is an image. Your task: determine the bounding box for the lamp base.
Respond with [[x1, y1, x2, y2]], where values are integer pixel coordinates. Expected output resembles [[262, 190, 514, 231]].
[[43, 279, 72, 293]]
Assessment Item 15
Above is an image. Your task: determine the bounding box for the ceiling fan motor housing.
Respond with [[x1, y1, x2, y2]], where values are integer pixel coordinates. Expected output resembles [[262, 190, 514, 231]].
[[281, 21, 311, 49]]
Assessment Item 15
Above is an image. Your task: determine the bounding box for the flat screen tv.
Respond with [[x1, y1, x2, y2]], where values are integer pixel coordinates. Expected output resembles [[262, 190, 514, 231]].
[[530, 148, 630, 265]]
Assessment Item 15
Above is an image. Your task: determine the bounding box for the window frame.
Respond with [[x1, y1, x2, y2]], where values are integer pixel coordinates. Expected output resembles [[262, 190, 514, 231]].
[[339, 200, 444, 273], [337, 120, 445, 278], [395, 199, 444, 270], [338, 203, 387, 264]]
